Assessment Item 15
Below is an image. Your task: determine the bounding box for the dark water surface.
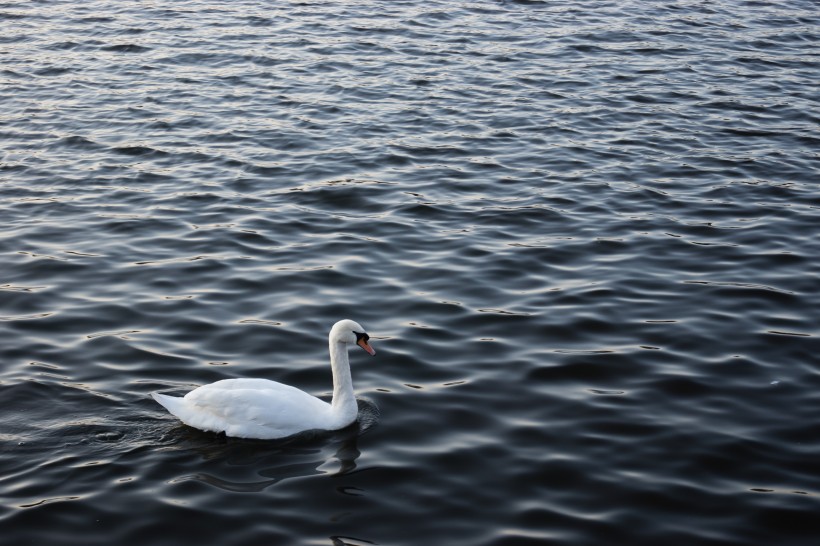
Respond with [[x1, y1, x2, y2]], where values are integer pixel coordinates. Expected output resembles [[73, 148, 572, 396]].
[[1, 0, 819, 544]]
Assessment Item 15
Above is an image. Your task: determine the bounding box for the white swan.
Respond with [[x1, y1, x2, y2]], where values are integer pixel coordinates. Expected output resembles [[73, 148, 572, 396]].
[[152, 319, 375, 439]]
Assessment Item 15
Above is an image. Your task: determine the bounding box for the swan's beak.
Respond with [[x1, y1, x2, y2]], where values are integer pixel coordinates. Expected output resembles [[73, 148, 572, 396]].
[[357, 338, 376, 356]]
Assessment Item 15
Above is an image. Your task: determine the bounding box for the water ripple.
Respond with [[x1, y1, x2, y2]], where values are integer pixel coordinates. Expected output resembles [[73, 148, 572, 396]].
[[1, 1, 818, 545]]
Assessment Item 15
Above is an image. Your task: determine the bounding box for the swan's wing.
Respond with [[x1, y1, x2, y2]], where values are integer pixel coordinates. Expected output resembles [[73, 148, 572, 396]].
[[179, 378, 332, 439]]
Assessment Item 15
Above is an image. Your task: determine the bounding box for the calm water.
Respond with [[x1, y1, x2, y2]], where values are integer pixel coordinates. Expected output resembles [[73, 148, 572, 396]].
[[1, 0, 819, 544]]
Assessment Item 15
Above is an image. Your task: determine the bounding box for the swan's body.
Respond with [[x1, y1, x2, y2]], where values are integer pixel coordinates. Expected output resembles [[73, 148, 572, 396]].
[[152, 319, 375, 439]]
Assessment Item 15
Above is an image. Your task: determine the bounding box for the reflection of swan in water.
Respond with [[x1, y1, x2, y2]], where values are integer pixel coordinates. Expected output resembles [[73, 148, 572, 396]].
[[162, 399, 379, 493], [152, 320, 375, 439], [330, 536, 377, 546]]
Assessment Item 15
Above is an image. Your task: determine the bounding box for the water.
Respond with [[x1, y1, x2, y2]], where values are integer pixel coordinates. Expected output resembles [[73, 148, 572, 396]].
[[1, 0, 818, 544]]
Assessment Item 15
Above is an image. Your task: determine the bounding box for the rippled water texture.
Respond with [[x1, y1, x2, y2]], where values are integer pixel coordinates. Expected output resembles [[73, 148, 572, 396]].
[[1, 0, 819, 544]]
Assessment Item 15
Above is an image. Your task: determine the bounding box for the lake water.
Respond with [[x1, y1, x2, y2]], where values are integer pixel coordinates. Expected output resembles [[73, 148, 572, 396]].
[[1, 1, 818, 544]]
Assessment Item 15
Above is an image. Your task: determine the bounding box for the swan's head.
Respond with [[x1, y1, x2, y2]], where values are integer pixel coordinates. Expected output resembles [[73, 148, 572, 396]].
[[331, 319, 376, 356]]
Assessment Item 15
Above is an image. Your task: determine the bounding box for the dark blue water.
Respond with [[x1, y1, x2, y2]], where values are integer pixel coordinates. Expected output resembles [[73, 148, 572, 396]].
[[1, 1, 819, 544]]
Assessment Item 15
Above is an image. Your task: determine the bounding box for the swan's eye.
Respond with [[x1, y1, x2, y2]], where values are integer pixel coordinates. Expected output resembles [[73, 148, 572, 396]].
[[354, 331, 369, 342]]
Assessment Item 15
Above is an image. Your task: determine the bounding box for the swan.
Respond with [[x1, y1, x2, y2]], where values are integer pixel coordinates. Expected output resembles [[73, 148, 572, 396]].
[[151, 319, 375, 439]]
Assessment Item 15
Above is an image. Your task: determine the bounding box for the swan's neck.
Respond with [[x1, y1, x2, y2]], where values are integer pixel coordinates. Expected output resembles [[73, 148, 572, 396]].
[[329, 339, 357, 427]]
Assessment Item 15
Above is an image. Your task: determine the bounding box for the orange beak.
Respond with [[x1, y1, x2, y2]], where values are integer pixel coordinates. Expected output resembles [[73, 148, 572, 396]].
[[357, 338, 376, 355]]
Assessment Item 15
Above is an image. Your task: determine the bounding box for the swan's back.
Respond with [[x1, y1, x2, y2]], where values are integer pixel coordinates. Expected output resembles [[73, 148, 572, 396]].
[[153, 379, 335, 439]]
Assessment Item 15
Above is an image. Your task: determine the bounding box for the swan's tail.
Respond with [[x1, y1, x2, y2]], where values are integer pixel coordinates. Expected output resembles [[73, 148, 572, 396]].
[[151, 392, 186, 417]]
